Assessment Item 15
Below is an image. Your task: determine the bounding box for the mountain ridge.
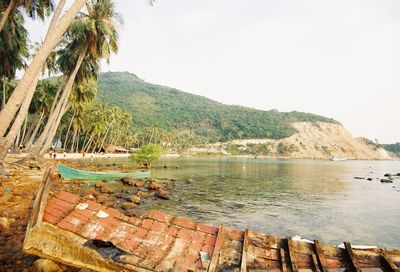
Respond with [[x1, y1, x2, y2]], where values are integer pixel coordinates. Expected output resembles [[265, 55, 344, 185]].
[[97, 71, 340, 142]]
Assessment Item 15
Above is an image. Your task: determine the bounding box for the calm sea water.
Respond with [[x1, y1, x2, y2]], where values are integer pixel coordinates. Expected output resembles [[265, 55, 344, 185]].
[[97, 157, 400, 248]]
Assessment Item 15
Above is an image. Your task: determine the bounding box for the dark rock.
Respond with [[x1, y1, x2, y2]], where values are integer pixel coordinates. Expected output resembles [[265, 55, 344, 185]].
[[121, 177, 135, 186], [354, 177, 365, 180], [381, 179, 393, 183], [129, 195, 141, 204], [170, 179, 176, 182], [148, 181, 161, 190], [155, 189, 171, 200], [384, 173, 392, 177], [114, 193, 126, 199], [396, 173, 400, 176], [121, 202, 137, 210], [367, 178, 373, 181]]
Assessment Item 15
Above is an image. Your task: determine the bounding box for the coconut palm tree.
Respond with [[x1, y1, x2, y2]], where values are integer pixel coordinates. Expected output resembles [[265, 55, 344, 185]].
[[0, 0, 54, 32], [0, 9, 29, 108], [29, 0, 120, 158], [0, 0, 86, 139]]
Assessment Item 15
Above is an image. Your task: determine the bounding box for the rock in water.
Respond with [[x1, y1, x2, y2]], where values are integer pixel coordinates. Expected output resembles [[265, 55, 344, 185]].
[[134, 180, 145, 187], [33, 258, 63, 272], [186, 178, 193, 184], [95, 182, 114, 194], [121, 202, 137, 210], [148, 181, 161, 190], [129, 195, 141, 204], [367, 178, 373, 181], [121, 177, 135, 186], [155, 189, 171, 200], [136, 190, 149, 198], [381, 179, 393, 183]]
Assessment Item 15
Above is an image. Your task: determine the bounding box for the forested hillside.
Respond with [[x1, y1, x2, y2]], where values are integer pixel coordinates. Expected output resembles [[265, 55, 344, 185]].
[[98, 72, 339, 142]]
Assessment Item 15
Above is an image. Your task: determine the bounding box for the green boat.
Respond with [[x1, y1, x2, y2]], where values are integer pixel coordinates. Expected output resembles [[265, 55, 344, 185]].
[[55, 164, 150, 180]]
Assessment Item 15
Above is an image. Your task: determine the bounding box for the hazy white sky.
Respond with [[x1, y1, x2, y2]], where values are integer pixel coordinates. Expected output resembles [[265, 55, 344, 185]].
[[29, 0, 400, 143]]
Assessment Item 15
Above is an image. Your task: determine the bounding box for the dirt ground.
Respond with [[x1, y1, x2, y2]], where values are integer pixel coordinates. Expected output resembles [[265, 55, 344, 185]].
[[0, 159, 90, 271], [0, 164, 46, 271]]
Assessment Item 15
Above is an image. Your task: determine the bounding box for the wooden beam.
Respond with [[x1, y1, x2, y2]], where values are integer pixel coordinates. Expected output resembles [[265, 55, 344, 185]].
[[311, 254, 321, 272], [207, 225, 225, 272], [343, 242, 362, 272], [313, 240, 328, 272], [29, 168, 53, 229], [381, 253, 400, 272], [240, 228, 249, 272], [286, 237, 299, 272], [279, 248, 288, 272]]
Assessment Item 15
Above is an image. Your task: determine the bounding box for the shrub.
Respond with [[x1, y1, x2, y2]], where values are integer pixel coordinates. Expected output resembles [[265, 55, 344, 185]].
[[129, 144, 162, 168]]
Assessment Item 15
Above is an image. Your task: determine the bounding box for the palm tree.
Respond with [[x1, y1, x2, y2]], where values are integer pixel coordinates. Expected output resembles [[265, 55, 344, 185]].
[[29, 0, 119, 157], [0, 0, 86, 139], [31, 0, 120, 157], [0, 9, 28, 109], [24, 78, 60, 149], [0, 0, 54, 31]]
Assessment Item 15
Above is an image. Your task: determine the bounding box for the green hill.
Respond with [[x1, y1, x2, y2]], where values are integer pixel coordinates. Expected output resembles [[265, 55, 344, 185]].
[[97, 71, 339, 142]]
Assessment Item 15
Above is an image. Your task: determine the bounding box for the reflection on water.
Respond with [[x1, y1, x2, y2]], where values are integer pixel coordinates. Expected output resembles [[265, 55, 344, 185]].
[[97, 157, 400, 248]]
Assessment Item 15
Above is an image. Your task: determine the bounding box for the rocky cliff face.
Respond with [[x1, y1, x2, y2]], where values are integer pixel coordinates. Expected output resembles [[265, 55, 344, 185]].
[[227, 122, 393, 160]]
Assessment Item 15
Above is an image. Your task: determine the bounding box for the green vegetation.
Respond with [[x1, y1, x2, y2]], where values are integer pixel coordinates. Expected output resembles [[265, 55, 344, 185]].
[[129, 144, 162, 167], [383, 143, 400, 156], [97, 72, 340, 143]]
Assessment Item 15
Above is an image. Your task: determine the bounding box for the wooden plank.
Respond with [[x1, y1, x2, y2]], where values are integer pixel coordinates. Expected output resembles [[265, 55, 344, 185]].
[[381, 253, 400, 272], [313, 240, 329, 272], [29, 168, 53, 229], [279, 248, 288, 272], [311, 253, 321, 272], [240, 228, 249, 272], [207, 225, 225, 272], [286, 237, 299, 272], [343, 242, 362, 272]]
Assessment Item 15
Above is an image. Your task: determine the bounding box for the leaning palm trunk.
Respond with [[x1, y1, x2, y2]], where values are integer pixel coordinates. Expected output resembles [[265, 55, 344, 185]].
[[99, 123, 113, 151], [25, 110, 45, 149], [0, 0, 86, 137], [30, 51, 86, 158], [63, 112, 75, 150], [1, 76, 6, 109], [69, 128, 77, 152], [22, 111, 39, 146], [39, 101, 70, 156], [0, 74, 39, 159], [0, 0, 14, 32], [19, 112, 28, 147]]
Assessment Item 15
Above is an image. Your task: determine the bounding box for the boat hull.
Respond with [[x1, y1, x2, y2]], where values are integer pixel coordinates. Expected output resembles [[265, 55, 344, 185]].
[[55, 164, 150, 180]]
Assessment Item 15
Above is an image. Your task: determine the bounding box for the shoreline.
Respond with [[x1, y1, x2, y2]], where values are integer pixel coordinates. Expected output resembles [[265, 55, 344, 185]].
[[37, 152, 399, 161]]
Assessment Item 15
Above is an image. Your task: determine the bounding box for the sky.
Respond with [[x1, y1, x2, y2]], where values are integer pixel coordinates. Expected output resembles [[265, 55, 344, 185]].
[[28, 0, 400, 143]]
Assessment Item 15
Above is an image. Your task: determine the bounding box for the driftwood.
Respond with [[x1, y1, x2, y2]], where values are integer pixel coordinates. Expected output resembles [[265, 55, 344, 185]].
[[23, 169, 400, 272]]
